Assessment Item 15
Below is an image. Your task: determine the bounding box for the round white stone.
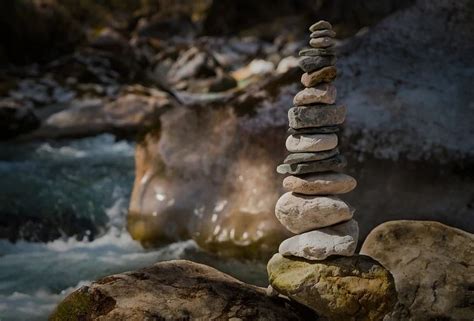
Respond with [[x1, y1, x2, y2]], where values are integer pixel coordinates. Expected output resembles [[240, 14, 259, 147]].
[[286, 133, 338, 153]]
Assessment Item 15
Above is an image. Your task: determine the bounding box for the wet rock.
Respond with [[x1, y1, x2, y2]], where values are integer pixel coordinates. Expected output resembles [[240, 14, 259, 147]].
[[267, 254, 397, 321], [299, 56, 336, 73], [279, 219, 359, 260], [50, 260, 316, 321], [283, 149, 339, 165], [285, 133, 338, 153], [361, 220, 474, 321], [283, 172, 356, 195], [275, 192, 353, 233], [277, 154, 347, 175], [293, 84, 337, 106], [288, 105, 345, 129], [0, 100, 40, 139], [300, 66, 337, 87]]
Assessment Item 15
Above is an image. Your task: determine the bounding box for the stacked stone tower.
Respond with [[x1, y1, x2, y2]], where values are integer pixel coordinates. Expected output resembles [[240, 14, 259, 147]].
[[274, 20, 359, 262]]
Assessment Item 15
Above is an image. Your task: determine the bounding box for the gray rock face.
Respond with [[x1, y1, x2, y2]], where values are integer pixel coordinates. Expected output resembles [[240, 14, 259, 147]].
[[285, 133, 338, 152], [283, 172, 357, 195], [277, 154, 346, 175], [288, 105, 346, 129], [293, 84, 337, 106], [50, 260, 316, 321], [279, 219, 359, 260], [361, 221, 474, 321], [283, 149, 339, 164], [299, 56, 336, 73], [275, 192, 353, 233]]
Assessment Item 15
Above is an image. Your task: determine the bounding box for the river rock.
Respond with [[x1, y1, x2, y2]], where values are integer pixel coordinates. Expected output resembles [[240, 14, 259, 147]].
[[310, 30, 336, 38], [283, 172, 357, 195], [50, 260, 316, 321], [301, 66, 337, 87], [275, 192, 353, 233], [267, 254, 397, 321], [283, 149, 339, 164], [361, 220, 474, 321], [279, 219, 359, 260], [299, 48, 336, 57], [277, 155, 346, 175], [299, 56, 336, 73], [287, 125, 339, 135], [288, 105, 346, 129], [309, 20, 332, 32], [309, 37, 335, 49], [293, 84, 337, 106], [286, 133, 338, 153]]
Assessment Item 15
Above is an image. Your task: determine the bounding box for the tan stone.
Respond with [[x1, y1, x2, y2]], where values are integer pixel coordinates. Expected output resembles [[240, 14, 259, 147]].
[[283, 172, 357, 195], [285, 133, 338, 153], [309, 20, 333, 32], [361, 220, 474, 321], [301, 66, 337, 87], [309, 37, 334, 48], [293, 84, 337, 106], [275, 192, 353, 233]]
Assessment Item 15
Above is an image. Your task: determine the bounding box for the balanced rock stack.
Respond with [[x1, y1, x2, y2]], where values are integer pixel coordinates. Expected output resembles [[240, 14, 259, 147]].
[[274, 20, 359, 261]]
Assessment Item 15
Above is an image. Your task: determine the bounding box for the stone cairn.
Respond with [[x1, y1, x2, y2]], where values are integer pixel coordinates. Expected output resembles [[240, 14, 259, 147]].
[[273, 20, 359, 263]]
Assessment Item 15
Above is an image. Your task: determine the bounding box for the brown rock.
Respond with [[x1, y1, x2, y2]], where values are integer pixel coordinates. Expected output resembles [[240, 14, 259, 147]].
[[310, 30, 336, 38], [293, 84, 337, 106], [309, 37, 335, 49], [283, 172, 357, 195], [309, 20, 333, 32], [301, 66, 337, 87], [288, 105, 346, 129]]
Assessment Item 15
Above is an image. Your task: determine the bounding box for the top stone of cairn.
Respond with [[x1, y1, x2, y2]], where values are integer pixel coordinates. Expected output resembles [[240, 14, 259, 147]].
[[309, 20, 332, 32]]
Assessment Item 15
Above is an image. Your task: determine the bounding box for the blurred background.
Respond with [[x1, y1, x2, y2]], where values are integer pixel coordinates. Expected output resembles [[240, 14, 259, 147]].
[[0, 0, 473, 320]]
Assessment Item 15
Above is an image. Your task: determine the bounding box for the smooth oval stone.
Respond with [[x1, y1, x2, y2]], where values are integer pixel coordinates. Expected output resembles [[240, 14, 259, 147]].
[[288, 126, 339, 135], [283, 149, 339, 165], [310, 30, 336, 38], [277, 155, 347, 175], [286, 133, 338, 153], [301, 66, 337, 87], [293, 84, 337, 106], [299, 56, 336, 73], [279, 219, 359, 260], [309, 20, 332, 32], [288, 105, 346, 129], [283, 172, 357, 195], [309, 37, 335, 49], [299, 48, 336, 57], [275, 192, 354, 233]]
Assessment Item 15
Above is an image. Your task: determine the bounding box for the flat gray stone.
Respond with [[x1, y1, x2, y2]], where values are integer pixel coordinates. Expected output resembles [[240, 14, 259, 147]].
[[287, 126, 339, 135], [299, 56, 336, 73], [284, 149, 339, 165], [299, 48, 336, 57], [309, 37, 335, 49], [279, 219, 359, 260], [309, 20, 332, 32], [310, 30, 336, 38], [283, 172, 357, 195], [286, 133, 338, 153], [275, 192, 354, 233], [288, 105, 346, 129], [277, 155, 347, 175]]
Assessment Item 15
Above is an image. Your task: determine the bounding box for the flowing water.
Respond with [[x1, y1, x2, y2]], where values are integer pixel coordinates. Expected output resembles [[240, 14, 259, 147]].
[[0, 135, 266, 321]]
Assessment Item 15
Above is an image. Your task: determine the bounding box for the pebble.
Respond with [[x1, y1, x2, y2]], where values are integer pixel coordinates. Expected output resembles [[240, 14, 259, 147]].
[[309, 21, 332, 32], [293, 84, 337, 106], [275, 192, 354, 233], [288, 125, 339, 135], [309, 37, 335, 49], [286, 133, 338, 153], [301, 66, 337, 87], [279, 219, 359, 260], [283, 172, 357, 195], [299, 56, 336, 73], [288, 105, 346, 129], [299, 48, 336, 57], [277, 155, 346, 175], [283, 149, 339, 165], [310, 30, 336, 38]]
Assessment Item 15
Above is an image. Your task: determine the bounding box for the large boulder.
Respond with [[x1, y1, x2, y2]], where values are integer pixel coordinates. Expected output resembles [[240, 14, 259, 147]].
[[361, 220, 474, 321], [50, 260, 316, 321], [267, 253, 397, 321]]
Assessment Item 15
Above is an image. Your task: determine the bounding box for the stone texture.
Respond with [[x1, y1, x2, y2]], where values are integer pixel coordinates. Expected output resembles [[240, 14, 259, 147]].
[[277, 155, 347, 175], [299, 48, 336, 57], [279, 219, 359, 260], [283, 149, 339, 165], [309, 37, 335, 49], [361, 220, 474, 321], [274, 192, 353, 233], [293, 84, 337, 106], [299, 55, 336, 73], [283, 172, 357, 195], [288, 105, 346, 129], [310, 30, 336, 38], [287, 125, 339, 135], [285, 133, 338, 153], [267, 254, 397, 321], [301, 66, 337, 87], [50, 260, 316, 321], [309, 20, 332, 32]]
